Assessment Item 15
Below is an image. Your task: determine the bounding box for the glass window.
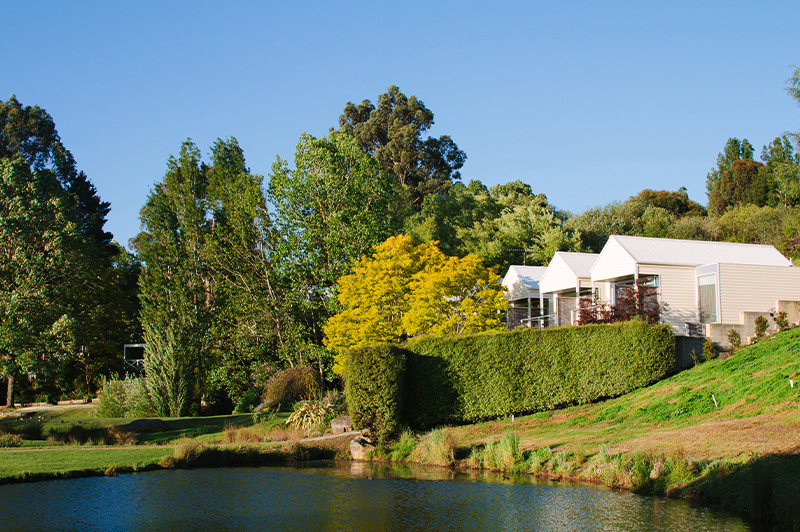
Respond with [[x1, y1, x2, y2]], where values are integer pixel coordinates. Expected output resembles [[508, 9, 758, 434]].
[[698, 274, 717, 323]]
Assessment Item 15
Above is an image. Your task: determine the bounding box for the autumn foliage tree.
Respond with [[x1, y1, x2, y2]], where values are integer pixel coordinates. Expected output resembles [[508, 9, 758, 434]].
[[323, 235, 507, 371]]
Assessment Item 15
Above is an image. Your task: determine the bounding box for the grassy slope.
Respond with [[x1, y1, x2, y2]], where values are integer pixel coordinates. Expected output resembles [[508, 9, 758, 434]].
[[450, 326, 800, 458], [438, 327, 800, 527]]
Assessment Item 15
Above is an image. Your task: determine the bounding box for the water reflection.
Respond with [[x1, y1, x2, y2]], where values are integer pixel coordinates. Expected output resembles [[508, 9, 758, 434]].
[[0, 461, 756, 532]]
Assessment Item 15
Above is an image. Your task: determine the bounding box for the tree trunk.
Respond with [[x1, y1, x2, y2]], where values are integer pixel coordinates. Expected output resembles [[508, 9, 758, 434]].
[[6, 373, 14, 408]]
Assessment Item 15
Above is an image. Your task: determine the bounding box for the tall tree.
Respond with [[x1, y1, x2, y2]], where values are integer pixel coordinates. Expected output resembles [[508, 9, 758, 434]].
[[761, 135, 800, 207], [706, 138, 754, 199], [336, 85, 466, 208], [268, 131, 402, 321], [0, 95, 112, 251], [0, 158, 85, 406], [135, 141, 212, 416], [0, 96, 118, 400], [708, 159, 772, 215], [204, 138, 332, 401]]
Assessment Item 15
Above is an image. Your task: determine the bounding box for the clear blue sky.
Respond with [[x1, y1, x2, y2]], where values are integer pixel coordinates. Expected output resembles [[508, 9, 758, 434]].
[[3, 1, 799, 248]]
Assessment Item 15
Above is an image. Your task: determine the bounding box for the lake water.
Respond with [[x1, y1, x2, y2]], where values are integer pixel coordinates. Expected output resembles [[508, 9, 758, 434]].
[[0, 461, 758, 531]]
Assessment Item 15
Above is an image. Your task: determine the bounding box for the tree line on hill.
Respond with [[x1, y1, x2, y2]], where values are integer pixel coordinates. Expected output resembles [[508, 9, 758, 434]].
[[2, 68, 799, 413]]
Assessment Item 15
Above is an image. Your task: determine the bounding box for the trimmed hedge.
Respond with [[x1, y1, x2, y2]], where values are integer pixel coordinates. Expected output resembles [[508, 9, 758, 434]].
[[345, 344, 406, 442], [347, 320, 675, 434]]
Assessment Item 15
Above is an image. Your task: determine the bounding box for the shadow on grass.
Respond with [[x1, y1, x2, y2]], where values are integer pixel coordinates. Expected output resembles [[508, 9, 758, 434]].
[[132, 414, 257, 444], [680, 452, 800, 530]]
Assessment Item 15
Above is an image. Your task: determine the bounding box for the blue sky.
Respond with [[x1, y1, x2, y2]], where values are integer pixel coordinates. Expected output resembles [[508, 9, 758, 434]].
[[3, 1, 799, 247]]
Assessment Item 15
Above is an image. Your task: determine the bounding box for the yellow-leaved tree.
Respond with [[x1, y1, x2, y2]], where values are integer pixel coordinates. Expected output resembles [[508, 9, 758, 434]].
[[324, 234, 507, 372]]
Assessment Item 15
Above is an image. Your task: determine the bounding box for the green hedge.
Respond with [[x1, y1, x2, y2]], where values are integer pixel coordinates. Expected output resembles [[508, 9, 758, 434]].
[[346, 320, 675, 434], [345, 344, 406, 442], [404, 320, 675, 425]]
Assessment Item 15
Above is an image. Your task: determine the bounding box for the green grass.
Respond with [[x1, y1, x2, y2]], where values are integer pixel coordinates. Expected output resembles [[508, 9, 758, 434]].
[[0, 447, 170, 479], [430, 327, 800, 529]]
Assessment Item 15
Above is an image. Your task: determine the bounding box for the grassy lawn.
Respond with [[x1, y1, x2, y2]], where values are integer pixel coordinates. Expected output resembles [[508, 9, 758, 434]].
[[0, 405, 306, 483], [0, 447, 170, 478]]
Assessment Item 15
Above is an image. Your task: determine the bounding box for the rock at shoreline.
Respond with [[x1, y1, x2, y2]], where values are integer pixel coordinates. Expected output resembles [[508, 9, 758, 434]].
[[331, 416, 353, 435], [350, 436, 374, 460], [124, 419, 171, 433]]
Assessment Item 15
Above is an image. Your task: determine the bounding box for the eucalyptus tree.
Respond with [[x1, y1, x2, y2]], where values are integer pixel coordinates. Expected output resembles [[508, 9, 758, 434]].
[[336, 85, 466, 208]]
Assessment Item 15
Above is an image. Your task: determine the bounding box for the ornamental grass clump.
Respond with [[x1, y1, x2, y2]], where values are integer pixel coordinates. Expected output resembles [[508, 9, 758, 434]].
[[286, 400, 328, 433], [529, 446, 552, 474], [413, 428, 454, 467], [0, 433, 22, 448], [479, 431, 522, 472]]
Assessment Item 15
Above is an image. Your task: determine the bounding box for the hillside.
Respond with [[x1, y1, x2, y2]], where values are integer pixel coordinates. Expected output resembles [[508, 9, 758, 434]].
[[436, 327, 800, 527]]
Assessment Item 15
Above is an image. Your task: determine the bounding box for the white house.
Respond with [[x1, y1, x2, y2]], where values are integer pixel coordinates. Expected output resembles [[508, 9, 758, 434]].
[[588, 236, 800, 342], [502, 265, 549, 329], [513, 236, 800, 344], [538, 252, 602, 326]]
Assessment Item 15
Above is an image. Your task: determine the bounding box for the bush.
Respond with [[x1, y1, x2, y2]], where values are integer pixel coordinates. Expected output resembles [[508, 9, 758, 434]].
[[775, 311, 790, 332], [263, 367, 324, 405], [702, 340, 717, 360], [755, 315, 769, 339], [234, 389, 261, 414], [286, 400, 328, 432], [402, 320, 675, 426], [728, 329, 742, 350], [96, 376, 155, 418], [345, 344, 405, 442]]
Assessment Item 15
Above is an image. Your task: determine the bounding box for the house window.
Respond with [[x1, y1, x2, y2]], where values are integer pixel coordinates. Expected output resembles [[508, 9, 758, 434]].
[[698, 274, 717, 323]]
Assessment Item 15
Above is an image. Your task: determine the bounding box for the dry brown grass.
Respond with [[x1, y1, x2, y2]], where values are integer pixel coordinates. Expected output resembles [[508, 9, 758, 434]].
[[265, 426, 305, 442]]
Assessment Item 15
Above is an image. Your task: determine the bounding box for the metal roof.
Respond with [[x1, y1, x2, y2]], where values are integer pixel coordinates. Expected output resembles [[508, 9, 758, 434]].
[[554, 252, 600, 278], [607, 235, 793, 267], [502, 265, 548, 290]]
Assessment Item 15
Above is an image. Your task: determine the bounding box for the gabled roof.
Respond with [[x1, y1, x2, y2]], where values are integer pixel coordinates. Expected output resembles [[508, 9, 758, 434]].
[[502, 265, 548, 300], [607, 235, 792, 267], [554, 252, 600, 278], [539, 252, 599, 294], [591, 235, 793, 282]]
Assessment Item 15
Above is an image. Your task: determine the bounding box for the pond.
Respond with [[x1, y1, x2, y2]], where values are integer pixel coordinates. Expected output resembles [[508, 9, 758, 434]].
[[0, 461, 760, 531]]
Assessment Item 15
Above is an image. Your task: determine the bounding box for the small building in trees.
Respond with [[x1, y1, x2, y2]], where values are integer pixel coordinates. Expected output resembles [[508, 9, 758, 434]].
[[502, 265, 549, 329]]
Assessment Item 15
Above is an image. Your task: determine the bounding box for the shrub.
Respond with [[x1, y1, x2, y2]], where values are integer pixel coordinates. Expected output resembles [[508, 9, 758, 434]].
[[234, 389, 261, 414], [0, 433, 22, 448], [286, 400, 328, 432], [755, 315, 769, 339], [345, 344, 405, 442], [702, 340, 717, 360], [96, 376, 155, 418], [727, 329, 742, 350], [263, 367, 324, 405], [775, 311, 790, 332], [402, 320, 674, 426]]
